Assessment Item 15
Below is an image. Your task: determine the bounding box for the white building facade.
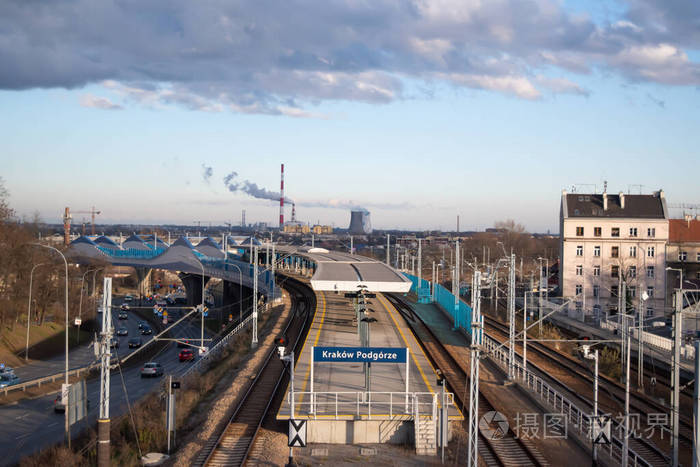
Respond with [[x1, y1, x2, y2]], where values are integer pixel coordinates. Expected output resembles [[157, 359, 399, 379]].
[[559, 190, 668, 319]]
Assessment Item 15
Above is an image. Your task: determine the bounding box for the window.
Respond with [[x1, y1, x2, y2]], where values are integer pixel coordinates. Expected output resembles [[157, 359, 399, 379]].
[[646, 266, 655, 278], [647, 227, 655, 237], [629, 227, 638, 237], [611, 246, 619, 258], [612, 227, 620, 237], [629, 266, 637, 278], [646, 286, 654, 298], [629, 246, 637, 258], [679, 251, 687, 261], [594, 245, 601, 257], [593, 265, 601, 276], [647, 246, 655, 258], [697, 252, 700, 262], [594, 227, 602, 237], [593, 285, 600, 298], [576, 265, 583, 276], [646, 307, 654, 317], [611, 265, 619, 278], [576, 226, 584, 236], [611, 285, 619, 297], [629, 286, 636, 298], [576, 245, 584, 256], [575, 284, 583, 295], [696, 271, 700, 280]]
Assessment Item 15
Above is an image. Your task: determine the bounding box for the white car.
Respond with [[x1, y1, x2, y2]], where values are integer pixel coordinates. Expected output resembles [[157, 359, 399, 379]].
[[0, 373, 19, 388]]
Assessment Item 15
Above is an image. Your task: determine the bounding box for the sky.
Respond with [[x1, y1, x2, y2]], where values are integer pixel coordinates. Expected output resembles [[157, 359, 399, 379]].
[[0, 0, 698, 233]]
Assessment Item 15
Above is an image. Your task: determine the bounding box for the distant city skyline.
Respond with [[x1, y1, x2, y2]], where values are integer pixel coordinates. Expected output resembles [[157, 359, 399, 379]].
[[1, 1, 698, 232]]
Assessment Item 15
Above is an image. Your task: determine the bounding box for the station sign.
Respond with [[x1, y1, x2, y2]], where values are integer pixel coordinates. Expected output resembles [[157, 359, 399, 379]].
[[313, 346, 407, 363]]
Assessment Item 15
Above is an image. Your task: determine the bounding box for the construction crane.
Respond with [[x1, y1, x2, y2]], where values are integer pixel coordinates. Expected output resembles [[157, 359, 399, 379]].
[[62, 206, 101, 245]]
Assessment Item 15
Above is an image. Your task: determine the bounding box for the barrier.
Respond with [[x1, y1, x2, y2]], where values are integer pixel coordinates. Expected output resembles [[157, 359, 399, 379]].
[[404, 274, 472, 333]]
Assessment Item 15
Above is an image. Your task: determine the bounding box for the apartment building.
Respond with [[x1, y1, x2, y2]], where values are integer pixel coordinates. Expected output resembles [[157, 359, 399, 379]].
[[666, 218, 700, 304], [559, 189, 668, 319]]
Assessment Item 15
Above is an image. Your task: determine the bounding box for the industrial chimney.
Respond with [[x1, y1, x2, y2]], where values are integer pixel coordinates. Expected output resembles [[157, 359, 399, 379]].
[[349, 210, 372, 235], [279, 163, 285, 228]]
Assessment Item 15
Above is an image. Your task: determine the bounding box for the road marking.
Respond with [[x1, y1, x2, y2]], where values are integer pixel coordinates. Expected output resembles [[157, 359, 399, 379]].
[[378, 294, 435, 393], [299, 291, 326, 395], [15, 413, 29, 420], [47, 422, 58, 427], [15, 432, 32, 440]]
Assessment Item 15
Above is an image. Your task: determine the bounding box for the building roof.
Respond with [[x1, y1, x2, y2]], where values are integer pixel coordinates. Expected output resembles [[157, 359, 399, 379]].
[[669, 218, 700, 243], [563, 192, 666, 219]]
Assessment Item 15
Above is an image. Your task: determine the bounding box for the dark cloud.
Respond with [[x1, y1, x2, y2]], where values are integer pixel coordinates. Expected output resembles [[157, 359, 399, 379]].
[[1, 0, 698, 113]]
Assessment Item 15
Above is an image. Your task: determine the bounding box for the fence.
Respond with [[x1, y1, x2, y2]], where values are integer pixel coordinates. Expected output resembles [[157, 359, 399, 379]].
[[1, 364, 96, 396], [602, 315, 696, 360], [482, 334, 655, 467], [288, 391, 443, 420], [404, 273, 472, 333]]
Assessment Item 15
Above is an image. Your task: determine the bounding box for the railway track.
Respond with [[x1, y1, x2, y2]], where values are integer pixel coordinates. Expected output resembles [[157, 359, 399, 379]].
[[386, 293, 548, 466], [484, 315, 685, 466], [193, 276, 315, 467]]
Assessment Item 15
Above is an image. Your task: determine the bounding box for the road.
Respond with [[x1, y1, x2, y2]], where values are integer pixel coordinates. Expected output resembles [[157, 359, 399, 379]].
[[0, 296, 213, 465]]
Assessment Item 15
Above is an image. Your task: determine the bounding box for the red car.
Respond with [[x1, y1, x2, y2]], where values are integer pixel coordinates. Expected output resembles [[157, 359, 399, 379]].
[[178, 349, 194, 362]]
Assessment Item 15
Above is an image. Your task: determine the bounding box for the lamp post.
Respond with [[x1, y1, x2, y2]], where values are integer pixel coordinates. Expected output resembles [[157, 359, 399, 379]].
[[77, 268, 99, 344], [31, 243, 70, 446], [194, 259, 206, 353], [26, 263, 44, 361], [582, 345, 599, 466], [222, 261, 244, 323]]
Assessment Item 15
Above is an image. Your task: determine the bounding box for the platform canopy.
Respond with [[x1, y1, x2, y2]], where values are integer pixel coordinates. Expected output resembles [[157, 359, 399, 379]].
[[282, 247, 412, 293]]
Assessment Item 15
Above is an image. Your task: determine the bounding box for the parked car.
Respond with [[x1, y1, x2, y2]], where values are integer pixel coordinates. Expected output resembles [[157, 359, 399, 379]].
[[178, 349, 194, 362], [118, 311, 128, 320], [0, 373, 19, 388], [116, 327, 128, 336], [141, 326, 153, 336], [110, 338, 119, 348], [120, 304, 130, 311], [128, 337, 142, 348], [140, 362, 163, 378], [177, 339, 190, 348]]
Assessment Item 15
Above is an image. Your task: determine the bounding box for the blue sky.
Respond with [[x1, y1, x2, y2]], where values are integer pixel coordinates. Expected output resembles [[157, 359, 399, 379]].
[[1, 1, 698, 232]]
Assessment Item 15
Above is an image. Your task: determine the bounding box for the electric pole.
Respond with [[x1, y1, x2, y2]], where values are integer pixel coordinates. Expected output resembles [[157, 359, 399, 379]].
[[97, 277, 113, 467]]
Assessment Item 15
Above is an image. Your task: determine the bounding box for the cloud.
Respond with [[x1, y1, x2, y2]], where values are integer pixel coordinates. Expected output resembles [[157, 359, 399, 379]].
[[80, 94, 122, 110], [1, 0, 699, 114], [297, 199, 414, 211]]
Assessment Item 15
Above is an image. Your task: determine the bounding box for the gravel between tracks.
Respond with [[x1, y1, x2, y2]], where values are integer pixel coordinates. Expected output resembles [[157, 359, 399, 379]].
[[169, 290, 292, 466]]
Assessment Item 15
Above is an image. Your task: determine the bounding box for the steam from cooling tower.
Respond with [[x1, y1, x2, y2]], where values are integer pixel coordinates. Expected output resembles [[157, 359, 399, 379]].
[[223, 172, 293, 204], [349, 210, 372, 234]]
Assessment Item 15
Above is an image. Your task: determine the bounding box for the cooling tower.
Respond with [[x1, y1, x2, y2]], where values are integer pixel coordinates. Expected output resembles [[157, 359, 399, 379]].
[[349, 210, 372, 235]]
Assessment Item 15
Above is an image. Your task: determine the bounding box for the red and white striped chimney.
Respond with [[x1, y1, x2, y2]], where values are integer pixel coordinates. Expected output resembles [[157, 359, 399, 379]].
[[279, 163, 285, 228]]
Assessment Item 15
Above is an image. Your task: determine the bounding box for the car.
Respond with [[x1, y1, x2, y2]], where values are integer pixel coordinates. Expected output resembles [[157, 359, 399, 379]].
[[97, 306, 104, 314], [53, 395, 66, 413], [120, 304, 130, 311], [110, 338, 119, 348], [138, 321, 146, 330], [177, 339, 190, 348], [140, 362, 163, 378], [178, 349, 194, 362], [124, 295, 133, 302], [141, 326, 153, 336], [128, 337, 142, 348], [116, 327, 128, 336], [0, 373, 19, 388], [118, 311, 128, 320]]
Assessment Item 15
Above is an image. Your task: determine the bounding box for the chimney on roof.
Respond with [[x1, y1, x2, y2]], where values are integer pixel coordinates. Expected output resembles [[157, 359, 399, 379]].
[[659, 189, 665, 199], [619, 192, 625, 209], [603, 191, 608, 211]]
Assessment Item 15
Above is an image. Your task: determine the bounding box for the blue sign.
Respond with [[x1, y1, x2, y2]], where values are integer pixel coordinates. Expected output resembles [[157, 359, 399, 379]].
[[313, 347, 407, 363]]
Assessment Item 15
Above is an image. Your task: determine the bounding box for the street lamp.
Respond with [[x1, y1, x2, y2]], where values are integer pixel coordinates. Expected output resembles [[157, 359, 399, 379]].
[[222, 260, 244, 323], [581, 345, 599, 466], [77, 268, 100, 344], [26, 263, 44, 361], [31, 243, 70, 446]]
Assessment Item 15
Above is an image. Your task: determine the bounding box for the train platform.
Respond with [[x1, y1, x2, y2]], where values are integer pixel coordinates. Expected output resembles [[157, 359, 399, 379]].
[[277, 290, 462, 446]]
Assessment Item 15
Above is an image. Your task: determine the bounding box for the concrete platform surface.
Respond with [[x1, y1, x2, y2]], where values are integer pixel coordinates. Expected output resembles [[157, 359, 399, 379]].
[[277, 291, 462, 421]]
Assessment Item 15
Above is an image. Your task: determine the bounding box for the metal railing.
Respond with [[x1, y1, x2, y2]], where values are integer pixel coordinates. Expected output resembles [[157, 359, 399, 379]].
[[1, 364, 96, 396], [482, 334, 652, 467], [287, 391, 444, 420], [180, 312, 254, 378]]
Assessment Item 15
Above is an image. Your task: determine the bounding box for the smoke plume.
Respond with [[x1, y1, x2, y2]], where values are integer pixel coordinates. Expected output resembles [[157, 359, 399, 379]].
[[223, 172, 293, 203], [202, 164, 213, 184]]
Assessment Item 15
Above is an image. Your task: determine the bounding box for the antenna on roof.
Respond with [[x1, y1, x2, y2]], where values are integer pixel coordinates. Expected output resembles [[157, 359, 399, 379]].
[[603, 180, 608, 193], [627, 184, 643, 194]]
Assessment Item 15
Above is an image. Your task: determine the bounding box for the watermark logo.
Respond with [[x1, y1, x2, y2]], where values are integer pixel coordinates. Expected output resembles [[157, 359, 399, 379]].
[[479, 411, 509, 440]]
